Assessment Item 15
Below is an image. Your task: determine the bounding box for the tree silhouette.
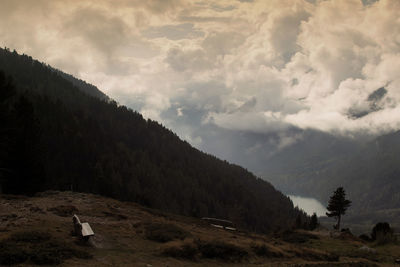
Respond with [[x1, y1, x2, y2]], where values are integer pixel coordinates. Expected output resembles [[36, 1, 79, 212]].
[[371, 222, 394, 243], [326, 187, 351, 230], [309, 212, 319, 230], [0, 71, 16, 190]]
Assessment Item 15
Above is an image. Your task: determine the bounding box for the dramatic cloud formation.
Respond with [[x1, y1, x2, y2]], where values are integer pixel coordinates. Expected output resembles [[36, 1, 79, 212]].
[[1, 0, 399, 163]]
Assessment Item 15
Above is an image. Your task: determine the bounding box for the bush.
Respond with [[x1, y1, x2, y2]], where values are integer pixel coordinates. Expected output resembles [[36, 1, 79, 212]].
[[145, 223, 189, 243], [0, 241, 29, 265], [359, 234, 372, 242], [371, 222, 395, 245], [31, 240, 92, 262], [196, 240, 248, 262], [163, 244, 198, 260], [30, 249, 63, 265], [251, 243, 283, 258], [279, 230, 319, 244], [0, 231, 92, 265], [162, 239, 249, 262]]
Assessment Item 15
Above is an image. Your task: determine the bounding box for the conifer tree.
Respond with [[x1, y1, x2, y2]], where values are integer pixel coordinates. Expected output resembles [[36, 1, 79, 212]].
[[326, 187, 351, 230], [309, 212, 319, 230]]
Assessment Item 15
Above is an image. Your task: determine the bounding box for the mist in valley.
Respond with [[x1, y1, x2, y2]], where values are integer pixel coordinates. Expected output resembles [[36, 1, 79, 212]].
[[288, 195, 327, 217]]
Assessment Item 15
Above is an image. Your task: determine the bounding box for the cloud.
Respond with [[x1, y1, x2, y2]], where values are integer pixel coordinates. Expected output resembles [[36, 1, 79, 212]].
[[165, 47, 212, 72], [210, 3, 236, 12], [362, 0, 379, 6], [142, 23, 204, 40], [202, 31, 246, 57], [1, 0, 400, 161], [205, 111, 291, 134]]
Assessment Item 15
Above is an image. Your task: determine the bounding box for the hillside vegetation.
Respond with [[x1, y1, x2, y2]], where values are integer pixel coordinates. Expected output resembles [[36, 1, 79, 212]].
[[0, 48, 307, 233], [2, 191, 398, 266]]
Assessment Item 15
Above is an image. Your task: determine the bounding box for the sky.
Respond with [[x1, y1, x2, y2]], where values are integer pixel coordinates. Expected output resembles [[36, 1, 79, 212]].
[[1, 0, 400, 167]]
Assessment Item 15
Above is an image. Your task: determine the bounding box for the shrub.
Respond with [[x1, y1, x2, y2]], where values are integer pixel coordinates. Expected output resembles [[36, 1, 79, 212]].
[[145, 223, 189, 243], [359, 234, 372, 242], [196, 240, 248, 262], [32, 240, 92, 260], [0, 241, 29, 265], [251, 243, 283, 258], [371, 222, 395, 245], [279, 230, 319, 243], [163, 244, 198, 260], [30, 249, 63, 265], [0, 231, 92, 265]]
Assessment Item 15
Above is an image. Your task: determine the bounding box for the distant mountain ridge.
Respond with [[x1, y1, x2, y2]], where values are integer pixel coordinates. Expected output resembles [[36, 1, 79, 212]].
[[0, 47, 308, 233], [262, 129, 400, 225]]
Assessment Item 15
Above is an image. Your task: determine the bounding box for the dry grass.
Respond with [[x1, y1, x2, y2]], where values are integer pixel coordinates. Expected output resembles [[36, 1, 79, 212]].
[[250, 243, 284, 258], [162, 242, 198, 260], [145, 222, 190, 242], [48, 205, 79, 217], [195, 239, 249, 262], [0, 230, 91, 265], [1, 191, 399, 266]]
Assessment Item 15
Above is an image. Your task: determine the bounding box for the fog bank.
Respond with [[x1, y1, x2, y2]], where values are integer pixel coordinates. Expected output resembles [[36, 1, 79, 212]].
[[288, 195, 327, 217]]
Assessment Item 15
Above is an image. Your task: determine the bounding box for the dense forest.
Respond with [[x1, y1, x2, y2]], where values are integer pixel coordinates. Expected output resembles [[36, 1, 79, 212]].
[[0, 48, 309, 233]]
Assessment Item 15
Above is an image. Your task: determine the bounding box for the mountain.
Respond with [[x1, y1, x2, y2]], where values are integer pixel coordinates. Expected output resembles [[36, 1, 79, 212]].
[[0, 47, 307, 233], [261, 131, 361, 201], [51, 67, 109, 101], [262, 130, 400, 226]]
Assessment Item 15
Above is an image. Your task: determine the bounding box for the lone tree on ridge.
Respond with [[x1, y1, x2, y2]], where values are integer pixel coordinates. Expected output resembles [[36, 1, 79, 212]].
[[326, 187, 351, 230]]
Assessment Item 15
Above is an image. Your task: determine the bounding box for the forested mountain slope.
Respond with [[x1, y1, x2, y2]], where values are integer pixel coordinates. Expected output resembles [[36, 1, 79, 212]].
[[0, 48, 307, 233], [51, 68, 109, 101]]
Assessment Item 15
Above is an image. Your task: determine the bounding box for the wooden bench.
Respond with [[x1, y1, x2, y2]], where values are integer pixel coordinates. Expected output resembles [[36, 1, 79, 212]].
[[72, 214, 94, 241], [201, 217, 237, 231]]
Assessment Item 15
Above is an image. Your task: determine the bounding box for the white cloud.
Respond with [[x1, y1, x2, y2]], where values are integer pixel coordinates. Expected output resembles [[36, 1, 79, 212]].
[[1, 0, 400, 150]]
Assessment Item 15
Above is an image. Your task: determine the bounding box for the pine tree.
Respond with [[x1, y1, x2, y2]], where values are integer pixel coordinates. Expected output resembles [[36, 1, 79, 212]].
[[295, 214, 302, 229], [0, 71, 16, 190], [326, 187, 351, 230], [309, 212, 318, 230]]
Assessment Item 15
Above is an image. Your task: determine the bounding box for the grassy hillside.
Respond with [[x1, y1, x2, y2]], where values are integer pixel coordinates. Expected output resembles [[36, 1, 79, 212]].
[[1, 191, 399, 266]]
